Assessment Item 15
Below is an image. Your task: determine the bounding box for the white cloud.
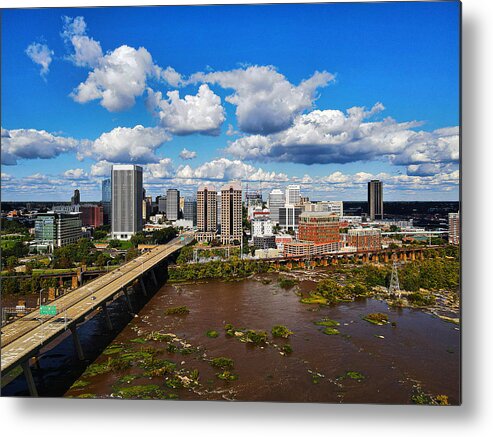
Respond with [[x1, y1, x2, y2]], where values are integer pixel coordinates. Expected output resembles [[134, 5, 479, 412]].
[[179, 148, 197, 160], [90, 160, 112, 177], [190, 65, 334, 134], [145, 158, 174, 179], [1, 128, 82, 165], [71, 45, 161, 111], [226, 103, 459, 168], [160, 66, 183, 87], [79, 125, 171, 164], [63, 168, 89, 180], [25, 43, 54, 78], [175, 158, 289, 182], [146, 84, 225, 135], [61, 16, 103, 68]]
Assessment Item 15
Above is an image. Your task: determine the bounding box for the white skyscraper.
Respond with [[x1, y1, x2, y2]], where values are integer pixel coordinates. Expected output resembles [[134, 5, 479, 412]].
[[111, 164, 143, 240], [268, 189, 285, 224], [285, 184, 301, 206]]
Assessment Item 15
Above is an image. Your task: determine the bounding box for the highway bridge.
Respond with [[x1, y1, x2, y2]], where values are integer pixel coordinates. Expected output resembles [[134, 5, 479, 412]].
[[0, 233, 193, 396]]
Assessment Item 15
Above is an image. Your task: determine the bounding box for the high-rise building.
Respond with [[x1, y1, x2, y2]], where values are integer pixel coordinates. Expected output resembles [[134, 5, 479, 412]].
[[71, 189, 80, 206], [279, 205, 302, 231], [220, 181, 242, 245], [183, 198, 197, 226], [448, 212, 460, 245], [197, 185, 217, 232], [158, 196, 167, 214], [285, 184, 301, 206], [80, 204, 103, 228], [368, 180, 383, 220], [102, 178, 111, 225], [166, 189, 180, 221], [33, 212, 82, 252], [268, 189, 285, 223], [111, 164, 143, 240]]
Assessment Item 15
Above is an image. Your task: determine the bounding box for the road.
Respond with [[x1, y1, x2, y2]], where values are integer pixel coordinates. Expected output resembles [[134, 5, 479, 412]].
[[1, 234, 192, 376]]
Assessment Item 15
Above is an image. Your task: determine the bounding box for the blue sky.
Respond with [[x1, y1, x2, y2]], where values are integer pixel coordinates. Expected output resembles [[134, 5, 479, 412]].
[[1, 2, 460, 202]]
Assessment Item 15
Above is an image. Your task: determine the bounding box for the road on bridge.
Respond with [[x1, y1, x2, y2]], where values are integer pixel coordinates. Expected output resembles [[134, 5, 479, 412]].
[[1, 233, 193, 376]]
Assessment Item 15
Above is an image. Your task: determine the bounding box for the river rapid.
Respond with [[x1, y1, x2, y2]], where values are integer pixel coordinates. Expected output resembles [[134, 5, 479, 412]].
[[60, 272, 460, 404]]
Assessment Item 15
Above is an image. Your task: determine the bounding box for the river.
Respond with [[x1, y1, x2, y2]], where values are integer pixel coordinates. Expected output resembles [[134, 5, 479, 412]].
[[55, 272, 460, 404]]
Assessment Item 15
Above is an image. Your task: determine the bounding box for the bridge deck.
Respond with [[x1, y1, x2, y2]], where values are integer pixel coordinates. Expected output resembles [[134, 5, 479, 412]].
[[1, 234, 192, 375]]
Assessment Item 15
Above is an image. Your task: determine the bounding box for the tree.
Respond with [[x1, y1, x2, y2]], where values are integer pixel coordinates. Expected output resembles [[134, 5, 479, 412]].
[[125, 247, 139, 262], [6, 256, 18, 272], [93, 230, 108, 240], [108, 239, 121, 249]]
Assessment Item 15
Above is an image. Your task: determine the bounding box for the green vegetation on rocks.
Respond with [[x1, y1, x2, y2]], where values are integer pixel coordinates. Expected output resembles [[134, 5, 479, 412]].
[[165, 306, 190, 315], [216, 371, 238, 381], [322, 327, 340, 335], [210, 357, 234, 370], [206, 330, 219, 338], [314, 318, 340, 327], [363, 313, 389, 325], [271, 325, 293, 338], [278, 277, 298, 289]]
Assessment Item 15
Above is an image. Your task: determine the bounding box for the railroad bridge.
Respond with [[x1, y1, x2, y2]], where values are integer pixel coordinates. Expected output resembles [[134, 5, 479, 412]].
[[266, 246, 434, 270], [0, 233, 194, 396]]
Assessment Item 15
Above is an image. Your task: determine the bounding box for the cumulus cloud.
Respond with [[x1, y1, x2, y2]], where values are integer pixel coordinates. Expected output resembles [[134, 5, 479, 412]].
[[1, 128, 82, 165], [190, 66, 334, 135], [179, 148, 197, 160], [146, 158, 174, 179], [160, 66, 183, 87], [79, 125, 171, 163], [146, 84, 225, 135], [61, 16, 103, 68], [90, 160, 112, 177], [226, 103, 459, 167], [175, 158, 289, 182], [25, 43, 54, 78], [71, 45, 162, 111], [63, 168, 89, 180]]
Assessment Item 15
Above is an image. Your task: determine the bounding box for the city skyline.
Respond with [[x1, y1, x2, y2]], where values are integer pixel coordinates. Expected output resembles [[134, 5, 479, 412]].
[[1, 3, 459, 202]]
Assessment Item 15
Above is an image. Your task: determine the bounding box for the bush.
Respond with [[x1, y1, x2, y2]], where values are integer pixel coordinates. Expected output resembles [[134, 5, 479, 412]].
[[363, 313, 389, 325], [210, 357, 234, 370]]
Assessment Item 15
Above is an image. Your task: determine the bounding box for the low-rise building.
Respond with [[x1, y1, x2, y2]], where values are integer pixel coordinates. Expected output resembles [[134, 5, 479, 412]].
[[32, 212, 82, 252], [347, 228, 382, 251]]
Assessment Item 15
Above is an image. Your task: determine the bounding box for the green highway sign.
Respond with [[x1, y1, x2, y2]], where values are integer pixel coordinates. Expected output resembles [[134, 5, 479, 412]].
[[40, 305, 57, 316]]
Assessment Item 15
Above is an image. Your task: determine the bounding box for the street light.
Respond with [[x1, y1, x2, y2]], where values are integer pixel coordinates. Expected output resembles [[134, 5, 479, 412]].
[[106, 260, 111, 273]]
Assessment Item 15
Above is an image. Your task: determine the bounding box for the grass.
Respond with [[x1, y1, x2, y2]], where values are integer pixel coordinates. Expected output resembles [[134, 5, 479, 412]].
[[344, 371, 365, 381], [278, 277, 298, 289], [206, 330, 219, 338]]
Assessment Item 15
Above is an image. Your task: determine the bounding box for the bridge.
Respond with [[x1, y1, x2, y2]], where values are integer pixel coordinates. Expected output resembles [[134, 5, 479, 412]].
[[259, 245, 439, 269], [0, 233, 193, 396]]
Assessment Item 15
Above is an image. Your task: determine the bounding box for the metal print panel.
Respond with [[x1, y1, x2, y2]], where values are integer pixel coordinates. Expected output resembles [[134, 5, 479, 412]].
[[0, 1, 461, 404]]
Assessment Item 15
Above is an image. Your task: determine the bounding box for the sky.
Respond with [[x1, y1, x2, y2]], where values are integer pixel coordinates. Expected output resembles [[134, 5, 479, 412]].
[[1, 2, 460, 202]]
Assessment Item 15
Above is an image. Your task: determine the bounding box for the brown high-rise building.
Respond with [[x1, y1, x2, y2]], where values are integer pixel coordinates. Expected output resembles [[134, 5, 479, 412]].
[[368, 180, 383, 220], [220, 181, 242, 245], [80, 204, 103, 228], [298, 212, 340, 245], [197, 184, 217, 233]]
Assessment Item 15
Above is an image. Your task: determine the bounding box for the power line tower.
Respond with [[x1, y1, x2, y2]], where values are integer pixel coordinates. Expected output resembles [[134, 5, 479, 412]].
[[388, 260, 401, 299]]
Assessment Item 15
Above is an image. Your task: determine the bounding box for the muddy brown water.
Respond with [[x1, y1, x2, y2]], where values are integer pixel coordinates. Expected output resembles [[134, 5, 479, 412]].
[[57, 274, 460, 404]]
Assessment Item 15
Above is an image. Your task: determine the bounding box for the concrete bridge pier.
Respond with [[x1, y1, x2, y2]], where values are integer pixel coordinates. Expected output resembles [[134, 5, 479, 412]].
[[150, 269, 158, 287], [21, 360, 38, 397], [123, 287, 135, 313], [374, 254, 379, 263], [101, 301, 113, 331], [139, 278, 148, 297], [384, 253, 389, 263], [69, 325, 85, 361]]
